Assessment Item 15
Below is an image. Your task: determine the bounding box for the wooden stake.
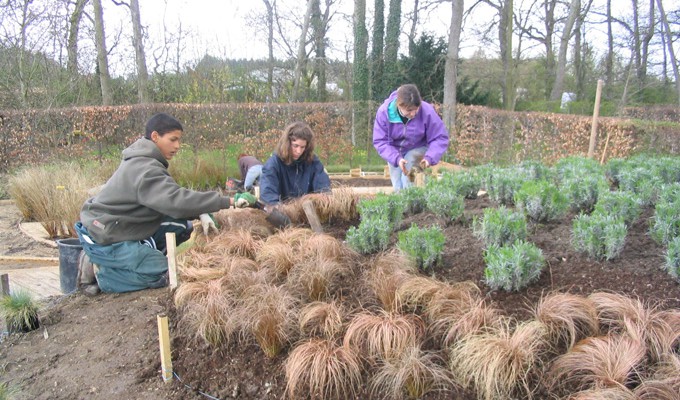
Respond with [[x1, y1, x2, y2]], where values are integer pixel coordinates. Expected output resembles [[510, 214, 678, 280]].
[[414, 172, 425, 187], [600, 129, 612, 165], [165, 232, 178, 290], [157, 314, 173, 383], [1, 274, 9, 332], [302, 200, 324, 233], [254, 186, 260, 199], [588, 79, 604, 158]]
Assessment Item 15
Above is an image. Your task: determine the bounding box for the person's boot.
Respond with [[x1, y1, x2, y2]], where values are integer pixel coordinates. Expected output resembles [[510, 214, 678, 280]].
[[77, 253, 100, 296]]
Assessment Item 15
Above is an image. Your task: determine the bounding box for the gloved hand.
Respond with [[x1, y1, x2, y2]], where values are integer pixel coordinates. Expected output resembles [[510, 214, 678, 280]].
[[199, 213, 219, 235], [234, 192, 257, 208]]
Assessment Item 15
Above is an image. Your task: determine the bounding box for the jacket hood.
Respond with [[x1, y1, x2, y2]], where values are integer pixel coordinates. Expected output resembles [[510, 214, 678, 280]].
[[122, 137, 168, 167]]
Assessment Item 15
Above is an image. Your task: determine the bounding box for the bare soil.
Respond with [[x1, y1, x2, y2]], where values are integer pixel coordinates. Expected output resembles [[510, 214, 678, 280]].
[[1, 179, 679, 400]]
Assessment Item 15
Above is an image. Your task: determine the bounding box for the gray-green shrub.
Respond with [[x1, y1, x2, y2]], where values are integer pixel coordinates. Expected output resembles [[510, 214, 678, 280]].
[[346, 216, 392, 254], [617, 167, 661, 206], [438, 170, 481, 199], [554, 156, 603, 183], [357, 193, 405, 228], [400, 186, 427, 215], [517, 160, 552, 181], [472, 206, 527, 248], [483, 240, 545, 291], [592, 191, 641, 227], [514, 180, 569, 222], [424, 185, 465, 222], [664, 236, 680, 282], [604, 158, 627, 186], [560, 175, 609, 213], [486, 167, 526, 206], [650, 197, 680, 245], [572, 213, 627, 260], [397, 225, 446, 271]]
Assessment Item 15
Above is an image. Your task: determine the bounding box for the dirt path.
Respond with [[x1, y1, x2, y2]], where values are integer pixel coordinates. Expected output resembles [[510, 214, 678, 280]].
[[0, 201, 59, 259]]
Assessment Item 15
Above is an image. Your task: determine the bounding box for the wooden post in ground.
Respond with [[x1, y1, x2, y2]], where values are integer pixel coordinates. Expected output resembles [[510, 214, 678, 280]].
[[414, 172, 425, 187], [588, 79, 604, 159], [254, 186, 260, 199], [302, 200, 324, 233], [157, 314, 173, 383], [165, 232, 178, 289]]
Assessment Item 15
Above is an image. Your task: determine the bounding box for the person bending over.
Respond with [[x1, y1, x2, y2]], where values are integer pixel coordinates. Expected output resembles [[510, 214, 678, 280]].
[[373, 84, 450, 192], [259, 121, 331, 205], [75, 113, 256, 293], [237, 154, 263, 192]]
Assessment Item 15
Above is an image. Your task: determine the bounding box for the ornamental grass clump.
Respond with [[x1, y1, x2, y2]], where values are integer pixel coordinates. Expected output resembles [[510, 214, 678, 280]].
[[593, 190, 641, 227], [0, 290, 40, 333], [369, 344, 452, 400], [287, 258, 352, 301], [560, 175, 609, 213], [664, 236, 680, 282], [472, 205, 527, 248], [483, 240, 545, 291], [424, 184, 465, 222], [572, 213, 627, 260], [298, 300, 346, 340], [513, 179, 569, 222], [284, 338, 363, 400], [367, 251, 417, 311], [650, 192, 680, 245], [449, 319, 547, 400], [397, 225, 445, 271], [532, 292, 599, 350]]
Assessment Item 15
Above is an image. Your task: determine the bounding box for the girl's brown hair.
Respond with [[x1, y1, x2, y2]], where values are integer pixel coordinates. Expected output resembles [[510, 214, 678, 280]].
[[397, 84, 422, 108], [275, 121, 316, 165]]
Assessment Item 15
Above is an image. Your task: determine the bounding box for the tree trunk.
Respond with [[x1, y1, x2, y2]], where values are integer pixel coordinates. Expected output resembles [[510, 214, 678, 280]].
[[604, 0, 613, 99], [353, 0, 369, 147], [656, 0, 680, 105], [408, 0, 419, 56], [384, 0, 402, 92], [130, 0, 149, 103], [549, 0, 580, 101], [93, 0, 113, 105], [311, 0, 327, 101], [500, 0, 514, 110], [370, 0, 385, 100], [443, 0, 464, 135], [293, 0, 314, 102], [263, 0, 275, 100], [67, 0, 87, 78]]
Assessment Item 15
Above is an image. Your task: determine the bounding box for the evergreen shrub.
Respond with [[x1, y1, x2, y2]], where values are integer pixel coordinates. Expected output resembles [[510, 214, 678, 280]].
[[483, 240, 545, 291], [397, 225, 446, 271]]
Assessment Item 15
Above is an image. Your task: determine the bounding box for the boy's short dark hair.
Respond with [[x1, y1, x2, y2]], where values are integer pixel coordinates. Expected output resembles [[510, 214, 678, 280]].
[[145, 113, 183, 139]]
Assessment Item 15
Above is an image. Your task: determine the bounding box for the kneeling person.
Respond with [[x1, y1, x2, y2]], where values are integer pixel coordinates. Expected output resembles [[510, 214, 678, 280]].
[[75, 113, 256, 293]]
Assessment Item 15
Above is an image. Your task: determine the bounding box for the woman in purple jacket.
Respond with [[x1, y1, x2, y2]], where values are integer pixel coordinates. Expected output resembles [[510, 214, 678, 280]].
[[372, 84, 450, 191]]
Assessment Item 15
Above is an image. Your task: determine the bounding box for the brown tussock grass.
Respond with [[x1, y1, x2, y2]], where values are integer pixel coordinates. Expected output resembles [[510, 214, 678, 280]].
[[203, 229, 260, 259], [343, 310, 425, 362], [547, 334, 646, 392], [175, 279, 239, 346], [287, 258, 353, 301], [284, 338, 363, 400], [266, 227, 315, 247], [278, 201, 307, 224], [424, 281, 485, 331], [240, 283, 299, 358], [396, 275, 449, 312], [589, 291, 678, 362], [301, 233, 357, 263], [369, 344, 453, 400], [449, 319, 547, 400], [179, 254, 259, 282], [211, 208, 274, 238], [298, 301, 346, 340], [256, 240, 297, 279], [430, 298, 502, 347], [533, 292, 600, 351], [367, 250, 418, 312], [634, 353, 680, 399], [569, 387, 637, 400]]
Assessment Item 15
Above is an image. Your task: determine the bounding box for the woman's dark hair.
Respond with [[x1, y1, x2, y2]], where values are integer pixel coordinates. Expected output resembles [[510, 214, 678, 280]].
[[275, 121, 315, 164], [396, 84, 422, 107], [145, 113, 183, 139]]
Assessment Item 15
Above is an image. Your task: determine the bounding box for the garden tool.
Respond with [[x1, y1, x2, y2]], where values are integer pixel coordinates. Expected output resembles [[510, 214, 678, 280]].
[[252, 200, 292, 229]]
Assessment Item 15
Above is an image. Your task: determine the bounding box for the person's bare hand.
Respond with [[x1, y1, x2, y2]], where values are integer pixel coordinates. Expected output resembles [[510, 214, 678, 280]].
[[420, 159, 430, 169], [399, 158, 408, 174]]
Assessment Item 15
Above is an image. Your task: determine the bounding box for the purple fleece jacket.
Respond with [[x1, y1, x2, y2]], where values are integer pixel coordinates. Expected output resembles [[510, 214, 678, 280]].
[[372, 90, 450, 167]]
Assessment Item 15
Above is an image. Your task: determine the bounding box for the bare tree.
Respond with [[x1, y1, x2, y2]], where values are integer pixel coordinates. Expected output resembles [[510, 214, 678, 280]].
[[370, 0, 384, 100], [443, 0, 464, 133], [656, 0, 680, 104], [263, 0, 275, 100], [353, 0, 369, 146], [92, 0, 112, 105], [128, 0, 149, 103], [67, 0, 88, 78], [549, 0, 580, 101], [292, 0, 314, 101]]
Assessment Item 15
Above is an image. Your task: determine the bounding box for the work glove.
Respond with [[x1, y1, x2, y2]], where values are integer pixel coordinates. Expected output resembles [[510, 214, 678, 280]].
[[234, 192, 257, 208], [199, 213, 219, 235]]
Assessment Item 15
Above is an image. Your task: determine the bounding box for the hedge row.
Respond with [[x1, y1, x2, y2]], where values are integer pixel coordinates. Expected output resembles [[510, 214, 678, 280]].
[[0, 102, 678, 171]]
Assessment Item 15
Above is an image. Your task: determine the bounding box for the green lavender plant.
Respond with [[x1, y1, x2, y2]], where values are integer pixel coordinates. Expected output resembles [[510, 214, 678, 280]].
[[554, 156, 603, 183], [560, 175, 609, 213], [397, 225, 446, 271], [357, 193, 406, 228], [486, 168, 525, 206], [517, 160, 552, 181], [604, 157, 627, 186], [592, 191, 641, 227], [0, 290, 40, 333], [513, 180, 568, 222], [472, 206, 527, 247], [664, 236, 680, 282], [572, 213, 627, 260], [473, 163, 496, 191], [617, 167, 661, 206], [424, 185, 465, 222], [400, 186, 427, 215], [649, 198, 680, 245], [438, 170, 482, 199], [483, 240, 545, 291], [346, 216, 392, 254]]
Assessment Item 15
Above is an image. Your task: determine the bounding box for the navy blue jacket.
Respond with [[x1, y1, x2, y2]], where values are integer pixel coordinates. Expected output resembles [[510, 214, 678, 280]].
[[259, 153, 331, 204]]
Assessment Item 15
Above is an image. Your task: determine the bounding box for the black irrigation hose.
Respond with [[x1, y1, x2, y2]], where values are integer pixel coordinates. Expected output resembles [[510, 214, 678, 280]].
[[173, 371, 222, 400]]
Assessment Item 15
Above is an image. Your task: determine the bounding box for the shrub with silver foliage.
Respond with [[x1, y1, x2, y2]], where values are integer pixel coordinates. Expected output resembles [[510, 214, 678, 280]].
[[472, 206, 527, 248], [483, 240, 545, 291], [664, 237, 680, 282], [397, 225, 446, 271], [346, 216, 392, 255], [572, 213, 627, 260], [514, 180, 568, 222]]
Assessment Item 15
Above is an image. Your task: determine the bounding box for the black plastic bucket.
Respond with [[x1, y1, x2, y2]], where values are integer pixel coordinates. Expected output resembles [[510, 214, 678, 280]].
[[56, 238, 82, 294]]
